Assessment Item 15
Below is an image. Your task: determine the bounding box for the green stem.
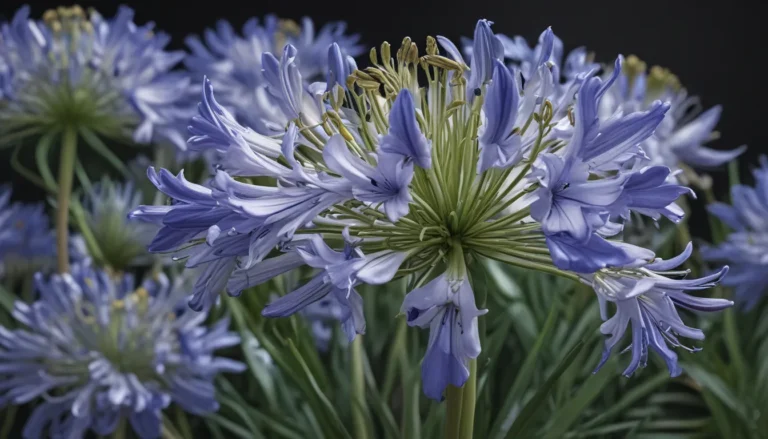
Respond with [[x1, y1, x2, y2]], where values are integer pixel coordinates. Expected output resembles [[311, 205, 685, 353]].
[[444, 384, 465, 439], [0, 405, 17, 439], [351, 336, 369, 439], [56, 127, 78, 273], [459, 360, 478, 439], [111, 416, 126, 439]]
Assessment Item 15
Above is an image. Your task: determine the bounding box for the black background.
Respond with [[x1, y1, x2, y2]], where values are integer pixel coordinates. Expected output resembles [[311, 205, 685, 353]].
[[1, 0, 765, 230]]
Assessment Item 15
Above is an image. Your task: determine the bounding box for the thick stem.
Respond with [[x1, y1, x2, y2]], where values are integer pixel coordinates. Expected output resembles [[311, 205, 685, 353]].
[[458, 360, 477, 439], [351, 336, 369, 439], [444, 384, 464, 439], [55, 128, 78, 273], [111, 416, 126, 439]]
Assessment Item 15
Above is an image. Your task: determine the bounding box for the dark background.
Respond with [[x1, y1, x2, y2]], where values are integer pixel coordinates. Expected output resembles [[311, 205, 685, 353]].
[[1, 0, 764, 230]]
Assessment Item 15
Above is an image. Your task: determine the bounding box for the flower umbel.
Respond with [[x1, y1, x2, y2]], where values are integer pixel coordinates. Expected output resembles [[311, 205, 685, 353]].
[[0, 186, 55, 279], [702, 156, 768, 308], [134, 19, 729, 399], [0, 5, 189, 148], [0, 260, 244, 439]]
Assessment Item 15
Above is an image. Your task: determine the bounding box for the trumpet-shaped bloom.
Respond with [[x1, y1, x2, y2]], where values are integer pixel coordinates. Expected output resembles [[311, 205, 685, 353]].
[[0, 261, 244, 439], [401, 273, 487, 401], [599, 56, 746, 181], [702, 156, 768, 308], [590, 244, 732, 376]]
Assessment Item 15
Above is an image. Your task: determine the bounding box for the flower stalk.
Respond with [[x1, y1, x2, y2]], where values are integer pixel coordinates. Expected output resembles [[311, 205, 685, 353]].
[[351, 336, 370, 439], [55, 127, 77, 273]]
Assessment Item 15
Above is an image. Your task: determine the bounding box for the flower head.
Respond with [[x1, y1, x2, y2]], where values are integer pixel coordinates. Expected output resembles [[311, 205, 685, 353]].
[[134, 19, 728, 398], [599, 55, 746, 183], [0, 186, 55, 279], [589, 244, 732, 376], [80, 178, 158, 270], [0, 5, 189, 148], [0, 260, 244, 439], [184, 15, 362, 137], [702, 156, 768, 308]]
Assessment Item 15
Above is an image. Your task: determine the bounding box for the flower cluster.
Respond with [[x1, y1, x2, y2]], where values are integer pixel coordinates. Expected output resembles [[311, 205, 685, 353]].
[[184, 15, 362, 139], [132, 19, 730, 400], [0, 186, 55, 279], [702, 156, 768, 308], [79, 178, 157, 270], [0, 260, 244, 439], [0, 5, 189, 148]]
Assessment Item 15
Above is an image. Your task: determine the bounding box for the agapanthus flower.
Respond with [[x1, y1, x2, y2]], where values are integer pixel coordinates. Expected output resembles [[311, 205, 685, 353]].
[[599, 55, 746, 183], [588, 243, 732, 376], [0, 186, 55, 279], [0, 5, 189, 149], [0, 260, 244, 439], [702, 156, 768, 308], [133, 19, 728, 399], [184, 15, 362, 137], [79, 178, 158, 270]]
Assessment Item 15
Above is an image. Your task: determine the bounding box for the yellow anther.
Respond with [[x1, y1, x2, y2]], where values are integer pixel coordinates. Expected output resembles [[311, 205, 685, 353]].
[[112, 299, 125, 310]]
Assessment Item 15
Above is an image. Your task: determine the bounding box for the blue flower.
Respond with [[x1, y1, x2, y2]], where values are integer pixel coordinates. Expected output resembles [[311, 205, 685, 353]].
[[702, 156, 768, 308], [0, 260, 244, 439], [185, 16, 361, 135], [401, 272, 487, 401], [0, 5, 190, 149], [477, 60, 522, 173], [326, 42, 357, 91], [379, 89, 432, 169], [262, 235, 404, 341], [324, 135, 414, 222], [600, 56, 746, 181], [0, 186, 55, 278], [589, 244, 732, 377]]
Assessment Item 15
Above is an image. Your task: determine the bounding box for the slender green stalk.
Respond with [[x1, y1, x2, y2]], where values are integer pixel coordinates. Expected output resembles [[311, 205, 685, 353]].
[[459, 360, 478, 439], [111, 416, 126, 439], [0, 406, 17, 439], [56, 127, 78, 273], [444, 384, 465, 439], [351, 336, 370, 439]]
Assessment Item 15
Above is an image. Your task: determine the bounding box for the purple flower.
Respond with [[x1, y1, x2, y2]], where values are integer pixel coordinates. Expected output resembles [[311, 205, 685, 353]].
[[477, 60, 523, 173], [379, 89, 432, 169], [401, 273, 487, 401], [0, 261, 244, 439], [590, 245, 731, 376]]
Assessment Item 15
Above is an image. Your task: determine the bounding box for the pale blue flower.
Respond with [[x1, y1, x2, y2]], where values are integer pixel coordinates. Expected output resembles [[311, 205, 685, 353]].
[[185, 16, 361, 135], [401, 273, 487, 401], [600, 58, 746, 181], [0, 5, 189, 148], [589, 245, 731, 376], [477, 60, 522, 173], [379, 89, 432, 169], [0, 260, 244, 439], [702, 156, 768, 308], [0, 186, 55, 278]]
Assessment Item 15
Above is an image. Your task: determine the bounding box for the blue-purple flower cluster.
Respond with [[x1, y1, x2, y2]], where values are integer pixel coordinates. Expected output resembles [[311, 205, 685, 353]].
[[0, 186, 55, 278], [702, 157, 768, 308], [128, 18, 732, 400], [0, 260, 245, 439], [0, 5, 190, 148]]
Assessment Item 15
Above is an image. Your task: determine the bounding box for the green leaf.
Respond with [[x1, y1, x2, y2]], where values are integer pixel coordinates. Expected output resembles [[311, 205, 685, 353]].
[[286, 340, 354, 439], [580, 371, 669, 429], [205, 414, 254, 439], [0, 285, 16, 315], [488, 298, 560, 439], [542, 366, 616, 439], [502, 340, 585, 439], [240, 329, 278, 407]]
